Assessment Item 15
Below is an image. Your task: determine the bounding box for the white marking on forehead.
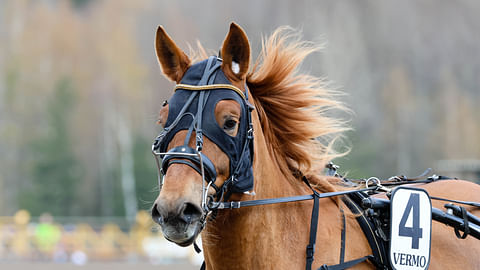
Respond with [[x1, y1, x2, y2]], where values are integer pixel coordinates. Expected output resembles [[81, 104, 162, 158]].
[[232, 61, 240, 74]]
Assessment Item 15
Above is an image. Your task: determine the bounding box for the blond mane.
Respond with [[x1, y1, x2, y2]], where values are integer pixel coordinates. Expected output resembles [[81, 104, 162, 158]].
[[247, 27, 349, 191], [188, 28, 349, 192]]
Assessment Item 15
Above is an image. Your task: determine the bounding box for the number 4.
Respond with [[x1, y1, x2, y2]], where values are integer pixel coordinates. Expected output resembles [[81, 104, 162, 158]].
[[398, 193, 423, 249]]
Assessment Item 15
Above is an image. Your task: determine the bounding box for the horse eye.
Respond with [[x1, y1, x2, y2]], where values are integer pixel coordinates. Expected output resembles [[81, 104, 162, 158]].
[[223, 119, 237, 131]]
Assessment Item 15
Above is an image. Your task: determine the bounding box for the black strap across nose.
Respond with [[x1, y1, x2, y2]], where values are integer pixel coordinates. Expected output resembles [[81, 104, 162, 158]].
[[161, 146, 218, 187], [152, 56, 254, 198]]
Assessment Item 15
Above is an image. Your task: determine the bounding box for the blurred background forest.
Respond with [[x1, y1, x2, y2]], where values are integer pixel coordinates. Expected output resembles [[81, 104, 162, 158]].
[[1, 0, 480, 221]]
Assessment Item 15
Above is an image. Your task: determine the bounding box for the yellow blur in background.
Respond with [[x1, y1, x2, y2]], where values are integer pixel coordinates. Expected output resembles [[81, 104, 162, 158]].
[[0, 210, 201, 265]]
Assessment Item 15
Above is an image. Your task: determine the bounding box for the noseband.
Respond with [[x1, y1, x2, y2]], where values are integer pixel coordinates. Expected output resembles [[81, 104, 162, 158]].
[[152, 56, 254, 224]]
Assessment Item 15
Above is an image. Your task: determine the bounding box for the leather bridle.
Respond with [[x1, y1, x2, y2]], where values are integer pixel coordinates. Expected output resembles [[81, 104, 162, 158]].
[[152, 56, 254, 226]]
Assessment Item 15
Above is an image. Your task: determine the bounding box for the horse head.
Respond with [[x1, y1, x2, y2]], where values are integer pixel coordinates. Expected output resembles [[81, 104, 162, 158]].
[[150, 23, 253, 246]]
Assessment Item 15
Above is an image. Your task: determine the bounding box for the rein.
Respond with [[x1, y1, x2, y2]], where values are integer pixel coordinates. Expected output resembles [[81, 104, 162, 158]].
[[209, 184, 378, 210], [208, 167, 461, 210]]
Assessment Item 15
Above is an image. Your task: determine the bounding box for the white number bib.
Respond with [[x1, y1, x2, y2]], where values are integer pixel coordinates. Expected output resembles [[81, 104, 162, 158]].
[[390, 187, 432, 270]]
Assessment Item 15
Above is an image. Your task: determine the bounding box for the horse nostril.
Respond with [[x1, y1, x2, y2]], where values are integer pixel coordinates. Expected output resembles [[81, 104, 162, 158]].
[[181, 202, 202, 223], [152, 202, 202, 225], [151, 203, 164, 224]]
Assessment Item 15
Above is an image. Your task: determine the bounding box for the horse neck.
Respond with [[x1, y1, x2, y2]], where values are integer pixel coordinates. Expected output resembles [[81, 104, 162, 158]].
[[201, 98, 373, 269], [201, 108, 314, 268]]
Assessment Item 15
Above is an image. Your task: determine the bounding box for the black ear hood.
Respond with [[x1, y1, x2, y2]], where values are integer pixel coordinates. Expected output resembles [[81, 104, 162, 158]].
[[157, 56, 254, 193]]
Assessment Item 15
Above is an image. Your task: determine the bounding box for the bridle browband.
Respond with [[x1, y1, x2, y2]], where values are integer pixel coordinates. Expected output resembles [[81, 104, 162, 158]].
[[152, 56, 254, 226]]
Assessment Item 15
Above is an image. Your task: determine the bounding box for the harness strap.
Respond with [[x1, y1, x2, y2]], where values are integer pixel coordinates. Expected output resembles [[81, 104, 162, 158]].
[[195, 90, 206, 151], [319, 255, 375, 270], [183, 113, 197, 146], [431, 196, 480, 208], [210, 187, 377, 210], [433, 205, 480, 239], [306, 195, 320, 270], [302, 176, 320, 270], [198, 56, 221, 85], [445, 203, 480, 226], [342, 194, 388, 269], [339, 208, 346, 264], [161, 146, 218, 183], [164, 91, 198, 137], [454, 205, 470, 239]]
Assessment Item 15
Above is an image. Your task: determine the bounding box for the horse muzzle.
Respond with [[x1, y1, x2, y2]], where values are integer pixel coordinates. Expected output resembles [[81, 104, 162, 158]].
[[152, 200, 203, 246]]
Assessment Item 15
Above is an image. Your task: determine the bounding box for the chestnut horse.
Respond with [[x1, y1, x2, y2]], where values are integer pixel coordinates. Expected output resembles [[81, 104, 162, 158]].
[[150, 23, 480, 269]]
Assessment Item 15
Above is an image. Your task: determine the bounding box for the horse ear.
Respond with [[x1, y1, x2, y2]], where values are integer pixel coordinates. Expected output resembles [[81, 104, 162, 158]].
[[221, 22, 250, 81], [155, 26, 191, 83]]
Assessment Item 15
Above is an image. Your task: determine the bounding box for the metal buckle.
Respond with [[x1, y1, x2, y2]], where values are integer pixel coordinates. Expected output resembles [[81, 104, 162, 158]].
[[325, 162, 340, 177], [365, 177, 391, 193], [152, 146, 164, 191], [306, 244, 315, 258], [230, 201, 241, 209], [247, 128, 254, 139]]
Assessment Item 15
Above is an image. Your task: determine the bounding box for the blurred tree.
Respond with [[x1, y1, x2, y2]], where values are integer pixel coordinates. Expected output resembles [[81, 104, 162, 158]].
[[2, 0, 480, 216], [70, 0, 92, 9], [436, 71, 480, 160], [19, 77, 82, 216], [335, 132, 381, 179], [132, 135, 158, 211], [380, 66, 415, 175]]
